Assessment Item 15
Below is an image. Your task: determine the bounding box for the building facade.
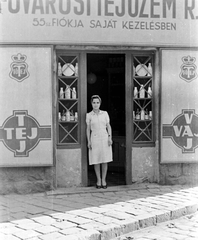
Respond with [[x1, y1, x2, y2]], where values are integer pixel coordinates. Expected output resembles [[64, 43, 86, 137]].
[[0, 0, 198, 194]]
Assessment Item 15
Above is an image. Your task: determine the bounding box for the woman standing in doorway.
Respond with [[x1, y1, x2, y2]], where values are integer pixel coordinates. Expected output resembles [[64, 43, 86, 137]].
[[86, 95, 113, 189]]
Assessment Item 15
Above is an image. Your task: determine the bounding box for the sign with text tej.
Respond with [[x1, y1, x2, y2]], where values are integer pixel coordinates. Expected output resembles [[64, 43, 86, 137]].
[[161, 49, 198, 163], [0, 47, 53, 167], [0, 0, 198, 46]]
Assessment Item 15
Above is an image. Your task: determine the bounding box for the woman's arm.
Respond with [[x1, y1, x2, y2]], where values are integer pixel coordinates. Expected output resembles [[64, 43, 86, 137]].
[[86, 124, 92, 149], [107, 123, 113, 146]]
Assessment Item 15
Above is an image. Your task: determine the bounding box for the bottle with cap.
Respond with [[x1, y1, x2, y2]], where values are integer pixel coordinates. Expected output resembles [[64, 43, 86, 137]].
[[147, 85, 152, 98], [74, 112, 78, 121], [70, 110, 74, 121], [139, 85, 145, 98], [59, 87, 64, 99], [72, 87, 77, 99], [140, 109, 145, 120], [65, 85, 71, 99], [134, 87, 138, 99], [58, 62, 62, 76], [147, 63, 152, 76], [66, 110, 70, 121], [58, 112, 62, 121], [149, 111, 152, 120]]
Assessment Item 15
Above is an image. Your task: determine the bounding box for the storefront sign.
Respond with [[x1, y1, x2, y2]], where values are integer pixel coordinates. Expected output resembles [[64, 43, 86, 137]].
[[0, 0, 197, 46], [0, 110, 51, 157], [161, 49, 198, 163], [0, 46, 53, 167]]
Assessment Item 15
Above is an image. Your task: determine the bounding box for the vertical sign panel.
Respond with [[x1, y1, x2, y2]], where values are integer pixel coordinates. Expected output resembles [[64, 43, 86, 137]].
[[161, 49, 198, 163], [0, 47, 53, 166]]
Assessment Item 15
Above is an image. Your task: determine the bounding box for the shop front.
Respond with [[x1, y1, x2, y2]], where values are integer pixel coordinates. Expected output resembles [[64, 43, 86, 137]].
[[0, 0, 198, 193]]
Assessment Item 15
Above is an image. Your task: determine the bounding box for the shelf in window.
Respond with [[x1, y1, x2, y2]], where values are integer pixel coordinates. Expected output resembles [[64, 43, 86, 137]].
[[59, 121, 78, 123], [134, 119, 152, 122], [58, 75, 78, 78], [133, 98, 152, 100], [58, 98, 78, 101], [133, 76, 152, 78]]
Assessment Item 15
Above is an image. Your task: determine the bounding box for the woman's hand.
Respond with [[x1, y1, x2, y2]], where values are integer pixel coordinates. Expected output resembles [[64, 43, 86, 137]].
[[108, 136, 113, 146], [88, 141, 92, 149]]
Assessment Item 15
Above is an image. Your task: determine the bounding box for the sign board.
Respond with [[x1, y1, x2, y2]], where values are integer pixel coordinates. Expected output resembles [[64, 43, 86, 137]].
[[0, 0, 198, 46], [161, 49, 198, 163], [0, 46, 53, 167]]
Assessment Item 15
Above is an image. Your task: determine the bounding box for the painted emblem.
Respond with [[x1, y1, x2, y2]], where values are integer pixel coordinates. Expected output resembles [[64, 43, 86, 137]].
[[163, 109, 198, 153], [180, 55, 197, 83], [9, 53, 30, 82], [0, 110, 51, 157]]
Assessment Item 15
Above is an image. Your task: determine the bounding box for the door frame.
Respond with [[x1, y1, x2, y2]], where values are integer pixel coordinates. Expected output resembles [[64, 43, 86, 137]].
[[81, 50, 132, 186]]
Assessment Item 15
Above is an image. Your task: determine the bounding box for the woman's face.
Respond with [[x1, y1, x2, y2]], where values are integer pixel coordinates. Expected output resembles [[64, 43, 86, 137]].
[[92, 98, 101, 111]]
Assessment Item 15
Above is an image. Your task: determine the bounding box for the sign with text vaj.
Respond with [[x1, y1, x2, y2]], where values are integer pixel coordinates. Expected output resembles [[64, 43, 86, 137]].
[[0, 0, 198, 46], [161, 49, 198, 163], [0, 47, 53, 167]]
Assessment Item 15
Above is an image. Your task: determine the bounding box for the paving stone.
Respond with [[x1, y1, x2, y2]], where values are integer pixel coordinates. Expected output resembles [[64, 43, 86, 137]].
[[32, 216, 56, 225], [0, 222, 15, 229], [38, 231, 64, 240], [59, 230, 101, 240], [0, 226, 22, 234], [99, 223, 124, 240], [134, 213, 157, 229], [11, 219, 35, 225], [52, 220, 77, 229], [95, 215, 121, 225], [88, 207, 109, 214], [0, 234, 21, 240], [68, 216, 92, 225], [17, 222, 43, 230], [13, 229, 41, 239], [103, 210, 132, 220], [34, 225, 59, 234], [170, 206, 187, 220], [79, 220, 105, 230], [59, 227, 86, 235]]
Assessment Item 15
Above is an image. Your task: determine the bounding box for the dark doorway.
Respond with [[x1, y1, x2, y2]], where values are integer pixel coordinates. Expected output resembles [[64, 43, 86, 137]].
[[87, 53, 126, 186]]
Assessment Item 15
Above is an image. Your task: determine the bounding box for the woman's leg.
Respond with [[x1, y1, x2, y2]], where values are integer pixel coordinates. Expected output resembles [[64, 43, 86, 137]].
[[101, 163, 108, 186], [94, 164, 101, 186]]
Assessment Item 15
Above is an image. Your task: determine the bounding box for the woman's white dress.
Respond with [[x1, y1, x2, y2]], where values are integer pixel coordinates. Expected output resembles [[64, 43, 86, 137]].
[[86, 110, 113, 165]]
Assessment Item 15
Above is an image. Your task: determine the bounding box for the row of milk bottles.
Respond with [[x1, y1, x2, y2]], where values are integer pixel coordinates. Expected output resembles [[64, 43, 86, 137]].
[[59, 86, 77, 99], [133, 109, 152, 120], [59, 110, 78, 122], [134, 85, 152, 99]]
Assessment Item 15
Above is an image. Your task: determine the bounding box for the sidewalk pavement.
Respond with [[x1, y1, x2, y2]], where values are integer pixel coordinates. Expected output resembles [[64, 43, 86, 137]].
[[0, 183, 198, 240]]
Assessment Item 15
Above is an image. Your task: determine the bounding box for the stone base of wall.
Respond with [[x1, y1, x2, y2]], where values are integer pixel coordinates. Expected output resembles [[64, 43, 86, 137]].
[[0, 167, 55, 195], [159, 163, 198, 185], [132, 147, 159, 183], [56, 148, 81, 188]]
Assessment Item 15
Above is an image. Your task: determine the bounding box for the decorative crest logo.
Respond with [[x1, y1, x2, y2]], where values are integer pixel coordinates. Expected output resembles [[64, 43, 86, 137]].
[[9, 53, 30, 82], [179, 55, 197, 83], [163, 109, 198, 153], [0, 110, 51, 157]]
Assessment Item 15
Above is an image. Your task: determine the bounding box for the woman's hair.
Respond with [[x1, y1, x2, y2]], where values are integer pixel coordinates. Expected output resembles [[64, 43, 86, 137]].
[[91, 95, 102, 104]]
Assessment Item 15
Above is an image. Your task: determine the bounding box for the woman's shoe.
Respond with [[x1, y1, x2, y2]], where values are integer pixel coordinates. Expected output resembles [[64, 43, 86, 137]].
[[102, 185, 107, 189], [96, 184, 101, 189]]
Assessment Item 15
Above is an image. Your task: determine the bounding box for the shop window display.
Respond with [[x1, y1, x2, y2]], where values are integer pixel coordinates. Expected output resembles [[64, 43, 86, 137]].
[[132, 55, 154, 144]]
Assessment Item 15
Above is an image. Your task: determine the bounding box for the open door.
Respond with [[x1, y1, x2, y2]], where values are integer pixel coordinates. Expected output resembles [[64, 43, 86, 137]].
[[87, 53, 126, 186]]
